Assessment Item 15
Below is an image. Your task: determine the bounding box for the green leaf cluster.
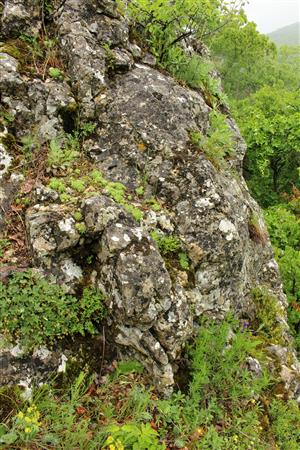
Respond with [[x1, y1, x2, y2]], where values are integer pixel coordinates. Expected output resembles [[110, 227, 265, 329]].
[[191, 110, 234, 167], [234, 87, 300, 206], [105, 423, 164, 450], [264, 203, 300, 351], [0, 271, 106, 350]]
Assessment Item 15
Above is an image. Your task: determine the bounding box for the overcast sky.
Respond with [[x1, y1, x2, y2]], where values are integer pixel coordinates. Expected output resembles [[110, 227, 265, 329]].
[[244, 0, 300, 34]]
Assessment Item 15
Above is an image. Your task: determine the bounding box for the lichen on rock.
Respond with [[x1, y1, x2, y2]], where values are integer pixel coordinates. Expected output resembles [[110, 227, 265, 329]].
[[0, 0, 299, 398]]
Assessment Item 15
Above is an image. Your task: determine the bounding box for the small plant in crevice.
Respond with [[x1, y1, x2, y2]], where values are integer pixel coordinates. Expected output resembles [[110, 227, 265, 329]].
[[21, 134, 40, 162], [75, 222, 87, 234], [251, 286, 286, 344], [248, 212, 268, 245], [150, 230, 190, 272], [150, 231, 181, 255], [190, 110, 235, 168], [17, 33, 62, 80], [47, 135, 80, 168], [178, 252, 189, 271], [48, 66, 63, 80], [0, 271, 106, 351], [145, 197, 162, 212]]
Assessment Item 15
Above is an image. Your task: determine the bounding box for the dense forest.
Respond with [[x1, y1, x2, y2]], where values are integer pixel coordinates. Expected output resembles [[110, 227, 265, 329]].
[[0, 0, 300, 448]]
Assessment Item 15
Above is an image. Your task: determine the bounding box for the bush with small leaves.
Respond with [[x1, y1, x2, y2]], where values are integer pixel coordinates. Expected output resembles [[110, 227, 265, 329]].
[[0, 271, 106, 350]]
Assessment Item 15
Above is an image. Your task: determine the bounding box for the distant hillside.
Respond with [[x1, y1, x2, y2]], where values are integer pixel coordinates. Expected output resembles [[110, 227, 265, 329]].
[[268, 22, 300, 46]]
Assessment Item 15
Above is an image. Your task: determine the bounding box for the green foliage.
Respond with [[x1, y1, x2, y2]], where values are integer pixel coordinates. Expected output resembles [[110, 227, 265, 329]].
[[104, 423, 164, 450], [48, 177, 66, 193], [269, 399, 300, 450], [47, 136, 79, 168], [124, 204, 143, 222], [60, 192, 72, 203], [234, 86, 300, 207], [0, 271, 106, 350], [79, 121, 96, 139], [70, 178, 86, 193], [146, 197, 161, 212], [115, 360, 144, 378], [251, 286, 286, 343], [48, 67, 63, 80], [75, 222, 87, 234], [264, 205, 300, 249], [191, 110, 234, 166], [21, 134, 40, 161], [90, 169, 108, 187], [0, 239, 10, 258], [73, 211, 83, 222], [1, 319, 299, 449], [105, 181, 127, 204], [150, 231, 181, 255], [18, 33, 60, 80], [121, 0, 240, 62], [211, 18, 277, 99], [135, 186, 144, 197], [120, 0, 241, 101], [154, 318, 271, 449], [178, 252, 189, 271], [264, 203, 300, 352]]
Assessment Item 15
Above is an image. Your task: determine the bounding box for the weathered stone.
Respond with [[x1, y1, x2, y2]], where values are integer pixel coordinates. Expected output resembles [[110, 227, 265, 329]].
[[1, 0, 41, 38], [0, 0, 299, 396]]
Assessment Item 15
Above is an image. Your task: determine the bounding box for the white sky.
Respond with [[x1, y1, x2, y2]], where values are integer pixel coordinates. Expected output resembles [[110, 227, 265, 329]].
[[244, 0, 300, 34]]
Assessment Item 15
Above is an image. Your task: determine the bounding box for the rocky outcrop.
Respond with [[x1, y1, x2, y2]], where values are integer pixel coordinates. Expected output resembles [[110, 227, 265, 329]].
[[0, 0, 299, 397]]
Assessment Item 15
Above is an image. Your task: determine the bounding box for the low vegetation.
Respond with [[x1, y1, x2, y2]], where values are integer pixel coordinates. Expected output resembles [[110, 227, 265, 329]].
[[1, 318, 299, 449], [0, 271, 106, 350]]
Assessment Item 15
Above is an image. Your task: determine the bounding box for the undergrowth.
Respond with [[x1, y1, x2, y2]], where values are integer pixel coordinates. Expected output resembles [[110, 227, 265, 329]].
[[0, 271, 106, 351], [1, 317, 299, 449]]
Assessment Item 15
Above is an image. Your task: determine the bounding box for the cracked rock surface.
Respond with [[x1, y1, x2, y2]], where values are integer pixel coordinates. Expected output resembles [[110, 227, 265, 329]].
[[0, 0, 299, 396]]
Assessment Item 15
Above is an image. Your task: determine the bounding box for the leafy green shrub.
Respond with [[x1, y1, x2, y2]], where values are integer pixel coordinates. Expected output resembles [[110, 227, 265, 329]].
[[118, 0, 235, 103], [264, 203, 300, 352], [264, 205, 300, 249], [0, 271, 106, 350], [235, 87, 300, 207]]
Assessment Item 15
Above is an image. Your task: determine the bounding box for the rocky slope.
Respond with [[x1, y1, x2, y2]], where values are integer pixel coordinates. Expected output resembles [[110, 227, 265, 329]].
[[0, 0, 299, 398]]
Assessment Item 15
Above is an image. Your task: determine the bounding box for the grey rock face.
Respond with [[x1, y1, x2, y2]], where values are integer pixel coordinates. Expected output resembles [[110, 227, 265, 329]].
[[1, 0, 41, 37], [0, 0, 299, 394]]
